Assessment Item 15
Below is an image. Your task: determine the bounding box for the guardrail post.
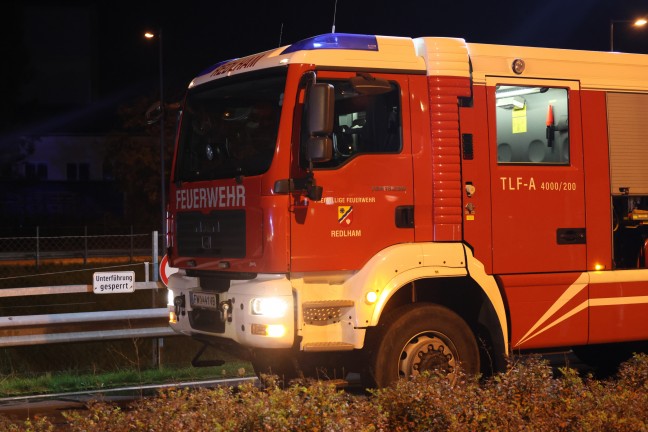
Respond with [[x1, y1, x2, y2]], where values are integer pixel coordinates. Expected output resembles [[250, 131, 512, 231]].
[[157, 337, 164, 370], [152, 231, 159, 282], [130, 225, 134, 263], [84, 225, 88, 265], [144, 262, 150, 282], [35, 226, 40, 271]]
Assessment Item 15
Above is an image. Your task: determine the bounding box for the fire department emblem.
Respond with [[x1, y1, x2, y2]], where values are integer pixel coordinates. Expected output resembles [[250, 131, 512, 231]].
[[338, 206, 353, 225]]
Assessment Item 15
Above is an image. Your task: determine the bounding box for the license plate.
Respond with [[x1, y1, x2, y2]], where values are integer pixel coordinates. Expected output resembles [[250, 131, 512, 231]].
[[191, 291, 218, 310]]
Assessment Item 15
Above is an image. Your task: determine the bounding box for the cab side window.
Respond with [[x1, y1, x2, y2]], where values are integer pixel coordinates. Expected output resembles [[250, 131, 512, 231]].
[[302, 79, 402, 169], [495, 86, 569, 165]]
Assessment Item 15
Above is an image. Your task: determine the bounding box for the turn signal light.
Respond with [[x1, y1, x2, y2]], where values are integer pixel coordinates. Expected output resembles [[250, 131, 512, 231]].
[[251, 323, 286, 338], [365, 291, 378, 304]]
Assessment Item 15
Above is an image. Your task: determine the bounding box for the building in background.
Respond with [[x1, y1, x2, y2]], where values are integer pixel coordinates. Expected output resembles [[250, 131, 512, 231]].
[[0, 3, 158, 236], [0, 134, 125, 236]]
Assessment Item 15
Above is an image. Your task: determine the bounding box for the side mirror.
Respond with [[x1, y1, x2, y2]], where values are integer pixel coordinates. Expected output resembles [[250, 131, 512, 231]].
[[307, 136, 333, 162], [304, 83, 334, 163], [295, 79, 334, 200], [307, 83, 334, 136]]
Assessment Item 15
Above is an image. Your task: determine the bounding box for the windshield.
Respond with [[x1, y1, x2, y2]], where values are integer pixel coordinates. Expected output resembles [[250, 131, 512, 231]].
[[175, 72, 286, 182]]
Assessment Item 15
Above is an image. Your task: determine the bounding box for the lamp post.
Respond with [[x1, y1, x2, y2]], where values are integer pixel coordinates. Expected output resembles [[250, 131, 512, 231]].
[[610, 18, 647, 51], [145, 29, 166, 250]]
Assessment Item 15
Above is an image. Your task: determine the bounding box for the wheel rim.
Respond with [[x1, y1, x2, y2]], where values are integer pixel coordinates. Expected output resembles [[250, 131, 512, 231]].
[[398, 331, 458, 381]]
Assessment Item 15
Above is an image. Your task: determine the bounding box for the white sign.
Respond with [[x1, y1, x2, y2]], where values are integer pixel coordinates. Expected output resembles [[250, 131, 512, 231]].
[[93, 271, 135, 294]]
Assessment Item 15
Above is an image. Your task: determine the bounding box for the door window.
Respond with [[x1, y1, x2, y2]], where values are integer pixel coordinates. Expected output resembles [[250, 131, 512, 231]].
[[495, 86, 569, 165], [300, 79, 402, 169]]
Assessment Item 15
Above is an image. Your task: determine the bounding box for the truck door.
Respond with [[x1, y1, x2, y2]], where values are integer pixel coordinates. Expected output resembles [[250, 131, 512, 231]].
[[290, 72, 414, 272], [487, 79, 586, 274]]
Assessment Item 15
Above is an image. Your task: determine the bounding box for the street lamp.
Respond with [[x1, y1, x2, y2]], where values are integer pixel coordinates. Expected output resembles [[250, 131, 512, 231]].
[[610, 18, 647, 51], [144, 29, 166, 249]]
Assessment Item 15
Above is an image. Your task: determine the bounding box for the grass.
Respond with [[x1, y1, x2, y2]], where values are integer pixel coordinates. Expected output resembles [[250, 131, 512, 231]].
[[0, 361, 253, 398]]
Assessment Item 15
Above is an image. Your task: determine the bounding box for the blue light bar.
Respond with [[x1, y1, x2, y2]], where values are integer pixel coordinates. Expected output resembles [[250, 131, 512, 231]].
[[281, 33, 378, 54], [197, 58, 237, 77]]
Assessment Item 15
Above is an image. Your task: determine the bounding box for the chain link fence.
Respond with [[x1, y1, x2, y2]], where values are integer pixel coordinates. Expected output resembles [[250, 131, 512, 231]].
[[0, 228, 164, 288], [0, 228, 242, 375]]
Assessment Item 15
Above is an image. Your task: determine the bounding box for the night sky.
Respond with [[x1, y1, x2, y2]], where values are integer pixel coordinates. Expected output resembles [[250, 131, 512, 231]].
[[5, 0, 648, 134], [98, 0, 648, 95]]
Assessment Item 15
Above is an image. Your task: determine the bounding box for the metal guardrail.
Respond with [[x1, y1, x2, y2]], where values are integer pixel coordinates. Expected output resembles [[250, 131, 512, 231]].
[[0, 281, 175, 348]]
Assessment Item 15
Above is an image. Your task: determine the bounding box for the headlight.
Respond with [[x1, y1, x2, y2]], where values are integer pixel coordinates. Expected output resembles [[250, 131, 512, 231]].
[[251, 297, 289, 318]]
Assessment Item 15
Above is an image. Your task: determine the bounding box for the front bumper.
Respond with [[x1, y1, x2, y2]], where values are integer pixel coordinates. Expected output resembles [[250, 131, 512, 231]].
[[167, 272, 295, 349]]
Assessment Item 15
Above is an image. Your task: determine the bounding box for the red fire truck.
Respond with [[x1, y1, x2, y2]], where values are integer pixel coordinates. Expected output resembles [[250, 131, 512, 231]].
[[166, 33, 648, 386]]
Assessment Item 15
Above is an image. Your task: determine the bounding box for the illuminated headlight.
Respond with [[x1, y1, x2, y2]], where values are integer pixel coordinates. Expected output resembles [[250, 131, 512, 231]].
[[251, 297, 289, 318]]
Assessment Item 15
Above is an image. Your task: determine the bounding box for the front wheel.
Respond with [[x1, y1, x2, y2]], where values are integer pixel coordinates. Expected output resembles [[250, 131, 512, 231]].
[[367, 303, 479, 387]]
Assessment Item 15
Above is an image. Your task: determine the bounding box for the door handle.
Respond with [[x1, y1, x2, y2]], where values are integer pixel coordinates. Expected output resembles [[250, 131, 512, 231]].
[[395, 206, 414, 228], [556, 228, 586, 245]]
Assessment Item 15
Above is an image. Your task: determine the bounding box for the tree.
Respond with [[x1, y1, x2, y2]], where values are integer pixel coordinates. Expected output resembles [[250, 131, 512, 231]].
[[106, 94, 177, 229]]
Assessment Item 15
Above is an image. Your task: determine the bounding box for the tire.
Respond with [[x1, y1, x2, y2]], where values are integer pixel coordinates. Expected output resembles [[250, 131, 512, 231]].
[[368, 303, 480, 387]]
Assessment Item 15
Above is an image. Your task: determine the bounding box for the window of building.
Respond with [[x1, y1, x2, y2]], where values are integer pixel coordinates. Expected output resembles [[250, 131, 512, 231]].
[[495, 86, 569, 165], [25, 163, 36, 179], [67, 162, 90, 181], [102, 160, 114, 180], [37, 163, 48, 180], [25, 162, 48, 180], [67, 163, 78, 181], [78, 163, 90, 181]]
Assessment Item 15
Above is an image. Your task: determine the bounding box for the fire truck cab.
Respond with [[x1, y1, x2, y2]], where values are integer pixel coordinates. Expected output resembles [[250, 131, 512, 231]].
[[166, 33, 648, 386]]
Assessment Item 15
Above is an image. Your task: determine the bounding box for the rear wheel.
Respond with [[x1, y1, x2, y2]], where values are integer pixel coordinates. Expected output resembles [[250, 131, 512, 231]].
[[367, 303, 479, 387]]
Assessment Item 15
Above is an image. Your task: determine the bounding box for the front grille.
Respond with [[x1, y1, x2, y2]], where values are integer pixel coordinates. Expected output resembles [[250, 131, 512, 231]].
[[177, 210, 246, 258]]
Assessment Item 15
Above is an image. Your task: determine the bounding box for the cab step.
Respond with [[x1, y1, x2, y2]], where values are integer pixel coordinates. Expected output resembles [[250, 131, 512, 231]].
[[303, 342, 354, 352], [302, 300, 354, 322]]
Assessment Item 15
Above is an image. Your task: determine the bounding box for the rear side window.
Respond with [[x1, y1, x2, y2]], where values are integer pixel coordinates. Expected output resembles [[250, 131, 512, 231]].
[[495, 86, 569, 165]]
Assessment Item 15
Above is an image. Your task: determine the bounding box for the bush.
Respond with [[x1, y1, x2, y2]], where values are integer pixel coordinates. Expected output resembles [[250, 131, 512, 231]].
[[2, 353, 648, 431], [62, 376, 379, 432]]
